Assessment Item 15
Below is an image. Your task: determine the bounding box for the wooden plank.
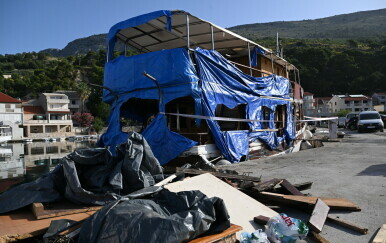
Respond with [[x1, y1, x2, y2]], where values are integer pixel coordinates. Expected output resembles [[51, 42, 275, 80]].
[[0, 208, 95, 243], [176, 168, 261, 182], [188, 224, 242, 243], [253, 215, 269, 225], [280, 179, 304, 196], [326, 215, 368, 235], [252, 178, 283, 192], [309, 231, 331, 243], [372, 223, 386, 243], [272, 181, 313, 194], [309, 199, 330, 233], [165, 173, 277, 237], [257, 192, 361, 211], [32, 201, 102, 220]]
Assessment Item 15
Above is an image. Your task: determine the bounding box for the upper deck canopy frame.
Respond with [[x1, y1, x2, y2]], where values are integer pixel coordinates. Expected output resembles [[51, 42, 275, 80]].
[[107, 10, 298, 73]]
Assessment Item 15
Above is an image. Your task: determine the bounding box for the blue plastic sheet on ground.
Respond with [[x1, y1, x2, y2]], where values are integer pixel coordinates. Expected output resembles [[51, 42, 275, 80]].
[[100, 26, 295, 163]]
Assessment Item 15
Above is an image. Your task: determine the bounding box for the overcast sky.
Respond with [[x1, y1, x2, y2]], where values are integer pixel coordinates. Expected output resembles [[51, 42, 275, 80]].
[[1, 0, 385, 54]]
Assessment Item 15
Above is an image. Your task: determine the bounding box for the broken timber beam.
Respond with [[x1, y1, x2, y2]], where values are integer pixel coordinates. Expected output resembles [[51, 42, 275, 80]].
[[272, 181, 313, 194], [252, 178, 283, 192], [32, 202, 102, 220], [326, 215, 368, 235], [280, 179, 304, 196], [256, 192, 361, 211], [309, 199, 330, 233], [176, 168, 261, 182]]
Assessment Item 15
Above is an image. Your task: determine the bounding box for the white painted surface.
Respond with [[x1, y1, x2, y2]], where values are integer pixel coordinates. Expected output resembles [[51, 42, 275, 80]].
[[165, 173, 278, 236]]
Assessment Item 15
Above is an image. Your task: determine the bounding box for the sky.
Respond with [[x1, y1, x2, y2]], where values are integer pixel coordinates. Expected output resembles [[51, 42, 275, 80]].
[[1, 0, 386, 55]]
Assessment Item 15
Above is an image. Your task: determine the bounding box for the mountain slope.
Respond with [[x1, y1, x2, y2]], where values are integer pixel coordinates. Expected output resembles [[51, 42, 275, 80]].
[[229, 8, 386, 39], [40, 8, 386, 57]]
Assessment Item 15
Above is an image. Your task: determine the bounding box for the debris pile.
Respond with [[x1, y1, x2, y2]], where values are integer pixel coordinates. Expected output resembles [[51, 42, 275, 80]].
[[0, 133, 370, 243]]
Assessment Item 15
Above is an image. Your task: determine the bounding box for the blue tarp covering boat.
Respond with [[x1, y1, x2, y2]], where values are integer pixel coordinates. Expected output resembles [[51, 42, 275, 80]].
[[98, 10, 300, 165]]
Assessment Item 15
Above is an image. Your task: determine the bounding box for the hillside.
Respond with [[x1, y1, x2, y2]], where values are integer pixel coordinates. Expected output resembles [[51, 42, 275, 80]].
[[41, 34, 107, 57], [229, 8, 386, 39]]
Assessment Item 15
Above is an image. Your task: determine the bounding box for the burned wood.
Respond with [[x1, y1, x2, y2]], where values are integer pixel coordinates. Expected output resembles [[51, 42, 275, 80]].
[[32, 201, 102, 220], [250, 178, 283, 192], [253, 215, 270, 225], [256, 192, 361, 211], [280, 179, 304, 196], [326, 215, 368, 235], [271, 181, 313, 194], [176, 168, 261, 182], [309, 199, 330, 233], [309, 231, 331, 243]]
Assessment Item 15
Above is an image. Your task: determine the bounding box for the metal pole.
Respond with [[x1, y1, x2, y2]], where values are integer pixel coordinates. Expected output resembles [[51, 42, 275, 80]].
[[186, 14, 190, 50], [176, 103, 180, 132], [270, 53, 274, 75], [124, 44, 127, 56], [210, 25, 214, 50], [247, 43, 252, 76]]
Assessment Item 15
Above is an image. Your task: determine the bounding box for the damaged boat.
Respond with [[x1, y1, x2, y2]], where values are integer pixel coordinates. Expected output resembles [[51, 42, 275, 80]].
[[98, 10, 305, 165]]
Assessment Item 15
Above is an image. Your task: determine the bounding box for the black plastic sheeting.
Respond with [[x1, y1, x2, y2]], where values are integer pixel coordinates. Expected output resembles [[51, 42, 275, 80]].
[[0, 132, 164, 213], [78, 189, 230, 243]]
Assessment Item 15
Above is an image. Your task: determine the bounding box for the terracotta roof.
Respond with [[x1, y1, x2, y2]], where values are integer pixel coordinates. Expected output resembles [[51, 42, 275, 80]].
[[374, 92, 386, 95], [344, 97, 370, 101], [304, 92, 314, 96], [315, 97, 332, 100], [0, 92, 22, 103], [23, 106, 45, 114]]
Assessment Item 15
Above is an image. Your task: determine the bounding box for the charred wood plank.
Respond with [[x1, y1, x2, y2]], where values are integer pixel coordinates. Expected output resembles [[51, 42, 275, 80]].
[[280, 179, 304, 196], [326, 215, 368, 235]]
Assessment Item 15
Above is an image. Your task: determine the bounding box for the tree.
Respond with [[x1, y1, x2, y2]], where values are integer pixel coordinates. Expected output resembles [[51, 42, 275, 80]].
[[92, 117, 105, 132], [74, 82, 91, 112], [72, 112, 94, 127], [335, 109, 351, 117]]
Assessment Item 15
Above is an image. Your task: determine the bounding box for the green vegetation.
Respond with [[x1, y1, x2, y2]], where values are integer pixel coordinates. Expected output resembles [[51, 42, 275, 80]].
[[336, 109, 351, 117]]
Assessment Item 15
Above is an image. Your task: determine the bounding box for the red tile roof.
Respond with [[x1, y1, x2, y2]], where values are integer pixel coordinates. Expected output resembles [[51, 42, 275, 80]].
[[304, 92, 314, 96], [23, 106, 45, 114], [374, 92, 386, 95], [315, 97, 332, 100], [0, 92, 22, 103]]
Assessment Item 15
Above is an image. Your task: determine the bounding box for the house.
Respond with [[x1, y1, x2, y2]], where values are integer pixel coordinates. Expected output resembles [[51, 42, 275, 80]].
[[329, 94, 372, 113], [0, 92, 24, 141], [303, 92, 315, 116], [313, 97, 332, 117], [55, 90, 86, 114], [23, 93, 74, 138], [371, 92, 386, 105]]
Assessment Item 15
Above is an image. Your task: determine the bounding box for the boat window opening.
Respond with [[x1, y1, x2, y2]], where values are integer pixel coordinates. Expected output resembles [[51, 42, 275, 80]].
[[261, 106, 271, 129], [275, 105, 287, 137], [215, 104, 248, 131], [165, 96, 211, 145], [120, 98, 159, 132]]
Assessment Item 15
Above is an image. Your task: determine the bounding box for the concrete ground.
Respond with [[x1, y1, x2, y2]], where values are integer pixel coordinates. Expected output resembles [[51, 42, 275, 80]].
[[219, 128, 386, 243]]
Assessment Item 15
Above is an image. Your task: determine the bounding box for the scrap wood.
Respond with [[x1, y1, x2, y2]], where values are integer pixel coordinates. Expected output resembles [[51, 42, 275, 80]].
[[271, 181, 313, 194], [326, 215, 368, 235], [257, 192, 361, 211], [280, 179, 304, 196], [309, 231, 331, 243], [372, 223, 386, 243], [176, 168, 261, 182], [309, 199, 330, 233], [252, 178, 283, 192], [188, 224, 242, 243], [0, 208, 95, 243], [32, 201, 102, 220]]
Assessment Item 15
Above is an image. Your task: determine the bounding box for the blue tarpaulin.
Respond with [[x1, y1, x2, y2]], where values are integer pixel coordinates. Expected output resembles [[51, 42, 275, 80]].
[[100, 32, 294, 163]]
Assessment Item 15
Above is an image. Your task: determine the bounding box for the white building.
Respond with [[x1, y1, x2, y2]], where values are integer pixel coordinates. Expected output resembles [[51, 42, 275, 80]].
[[371, 92, 386, 105], [303, 92, 315, 116], [0, 92, 24, 141], [23, 93, 74, 138], [329, 94, 372, 113]]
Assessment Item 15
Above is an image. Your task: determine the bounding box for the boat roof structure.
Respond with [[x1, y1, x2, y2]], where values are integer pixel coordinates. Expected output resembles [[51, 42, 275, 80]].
[[107, 10, 297, 71]]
